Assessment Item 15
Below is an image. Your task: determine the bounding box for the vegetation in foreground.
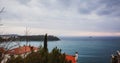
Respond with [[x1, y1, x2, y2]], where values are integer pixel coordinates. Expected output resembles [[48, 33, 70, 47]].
[[1, 34, 70, 63], [6, 46, 72, 63]]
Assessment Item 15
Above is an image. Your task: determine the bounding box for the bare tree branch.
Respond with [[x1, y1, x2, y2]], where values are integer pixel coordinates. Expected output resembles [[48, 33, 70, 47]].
[[0, 7, 4, 26], [24, 27, 31, 46], [0, 7, 4, 14]]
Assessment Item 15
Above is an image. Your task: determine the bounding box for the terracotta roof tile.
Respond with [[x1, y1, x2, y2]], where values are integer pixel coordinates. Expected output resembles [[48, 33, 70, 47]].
[[66, 55, 76, 63], [7, 46, 38, 55], [6, 46, 76, 63]]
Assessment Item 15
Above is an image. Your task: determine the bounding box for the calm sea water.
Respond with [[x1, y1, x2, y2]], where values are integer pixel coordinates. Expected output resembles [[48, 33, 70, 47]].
[[18, 36, 120, 63]]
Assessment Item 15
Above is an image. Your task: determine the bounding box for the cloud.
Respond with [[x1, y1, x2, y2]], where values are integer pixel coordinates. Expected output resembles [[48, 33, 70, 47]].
[[18, 0, 31, 5], [0, 0, 120, 36], [97, 0, 120, 17]]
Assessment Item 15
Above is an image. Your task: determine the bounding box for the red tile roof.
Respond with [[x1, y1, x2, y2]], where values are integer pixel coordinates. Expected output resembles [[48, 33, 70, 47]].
[[66, 55, 76, 63], [6, 46, 76, 63], [7, 46, 38, 55]]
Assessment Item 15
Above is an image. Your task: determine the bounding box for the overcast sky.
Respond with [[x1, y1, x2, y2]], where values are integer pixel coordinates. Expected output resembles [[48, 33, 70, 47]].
[[0, 0, 120, 36]]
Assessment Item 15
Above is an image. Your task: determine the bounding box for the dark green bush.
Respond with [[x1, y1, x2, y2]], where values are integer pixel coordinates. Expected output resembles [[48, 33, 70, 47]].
[[7, 55, 24, 63], [6, 47, 71, 63]]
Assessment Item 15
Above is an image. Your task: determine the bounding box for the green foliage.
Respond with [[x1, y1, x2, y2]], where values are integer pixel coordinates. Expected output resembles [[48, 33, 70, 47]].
[[7, 55, 24, 63], [48, 47, 68, 63], [6, 47, 71, 63], [24, 52, 41, 63], [0, 52, 2, 62]]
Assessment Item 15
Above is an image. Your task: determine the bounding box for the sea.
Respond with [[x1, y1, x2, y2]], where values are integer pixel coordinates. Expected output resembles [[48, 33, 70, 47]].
[[15, 36, 120, 63]]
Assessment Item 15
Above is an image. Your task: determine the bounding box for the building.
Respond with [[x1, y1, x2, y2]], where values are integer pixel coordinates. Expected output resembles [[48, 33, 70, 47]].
[[111, 51, 120, 63], [0, 35, 18, 39], [66, 55, 76, 63], [1, 45, 38, 63], [7, 45, 38, 58], [1, 46, 76, 63]]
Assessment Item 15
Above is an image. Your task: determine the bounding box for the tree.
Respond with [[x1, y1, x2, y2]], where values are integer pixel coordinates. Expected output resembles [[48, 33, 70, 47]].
[[7, 55, 24, 63], [0, 7, 4, 62], [24, 27, 30, 46], [0, 7, 4, 26], [0, 7, 20, 63], [0, 7, 4, 14], [44, 33, 48, 51], [5, 33, 71, 63], [6, 47, 71, 63]]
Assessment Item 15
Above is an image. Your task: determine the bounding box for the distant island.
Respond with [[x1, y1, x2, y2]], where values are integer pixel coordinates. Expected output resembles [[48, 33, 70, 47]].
[[0, 34, 60, 42]]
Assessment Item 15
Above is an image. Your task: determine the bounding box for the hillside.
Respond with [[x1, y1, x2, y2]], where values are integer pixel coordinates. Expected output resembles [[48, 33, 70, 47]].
[[0, 34, 60, 42]]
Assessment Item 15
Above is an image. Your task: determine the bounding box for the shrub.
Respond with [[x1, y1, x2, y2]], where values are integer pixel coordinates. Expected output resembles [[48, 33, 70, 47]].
[[6, 47, 71, 63]]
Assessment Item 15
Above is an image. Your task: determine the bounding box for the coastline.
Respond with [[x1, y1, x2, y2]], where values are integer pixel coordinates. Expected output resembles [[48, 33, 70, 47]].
[[0, 34, 60, 42]]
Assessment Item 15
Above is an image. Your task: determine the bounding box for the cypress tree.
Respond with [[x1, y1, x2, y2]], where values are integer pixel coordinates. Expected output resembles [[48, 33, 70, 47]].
[[44, 33, 48, 51]]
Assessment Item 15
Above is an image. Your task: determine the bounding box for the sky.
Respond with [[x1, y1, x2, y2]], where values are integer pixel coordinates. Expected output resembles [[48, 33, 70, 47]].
[[0, 0, 120, 36]]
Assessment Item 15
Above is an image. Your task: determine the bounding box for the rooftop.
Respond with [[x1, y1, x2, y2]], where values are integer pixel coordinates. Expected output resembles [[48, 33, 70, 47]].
[[5, 46, 76, 63], [7, 46, 38, 55], [66, 55, 76, 63]]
